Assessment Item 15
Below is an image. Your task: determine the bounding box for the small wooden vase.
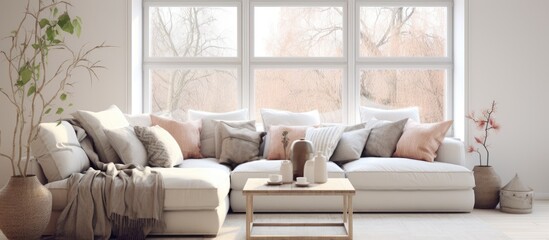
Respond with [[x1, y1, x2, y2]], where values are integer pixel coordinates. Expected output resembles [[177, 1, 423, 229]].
[[289, 139, 313, 179], [473, 165, 502, 209]]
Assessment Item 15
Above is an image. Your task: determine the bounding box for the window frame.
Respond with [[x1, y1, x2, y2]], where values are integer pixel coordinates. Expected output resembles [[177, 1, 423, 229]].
[[141, 0, 455, 131], [143, 1, 243, 113], [355, 0, 454, 130]]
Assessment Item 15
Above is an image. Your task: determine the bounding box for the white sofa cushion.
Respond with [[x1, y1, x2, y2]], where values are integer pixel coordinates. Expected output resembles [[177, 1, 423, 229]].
[[31, 121, 90, 182], [46, 166, 230, 212], [230, 159, 345, 190], [188, 109, 248, 121], [72, 105, 129, 163], [360, 106, 420, 123], [343, 158, 474, 191], [104, 126, 147, 167]]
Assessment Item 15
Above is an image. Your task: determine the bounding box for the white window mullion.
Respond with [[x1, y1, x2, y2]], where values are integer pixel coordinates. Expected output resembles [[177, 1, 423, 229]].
[[243, 0, 251, 117]]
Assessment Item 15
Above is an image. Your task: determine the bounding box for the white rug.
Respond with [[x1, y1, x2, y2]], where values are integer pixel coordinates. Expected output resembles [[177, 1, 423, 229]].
[[148, 213, 510, 240]]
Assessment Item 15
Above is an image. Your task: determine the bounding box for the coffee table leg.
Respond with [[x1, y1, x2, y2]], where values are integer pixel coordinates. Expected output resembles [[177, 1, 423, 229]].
[[343, 195, 348, 223], [348, 195, 353, 240], [246, 195, 253, 240]]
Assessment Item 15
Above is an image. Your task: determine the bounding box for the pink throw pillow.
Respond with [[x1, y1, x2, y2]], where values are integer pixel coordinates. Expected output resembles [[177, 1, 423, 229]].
[[267, 125, 309, 160], [151, 115, 203, 159], [393, 120, 453, 162]]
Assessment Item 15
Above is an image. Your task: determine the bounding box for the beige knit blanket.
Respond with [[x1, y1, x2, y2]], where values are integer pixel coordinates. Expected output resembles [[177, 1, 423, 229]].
[[56, 162, 164, 239], [56, 120, 165, 239]]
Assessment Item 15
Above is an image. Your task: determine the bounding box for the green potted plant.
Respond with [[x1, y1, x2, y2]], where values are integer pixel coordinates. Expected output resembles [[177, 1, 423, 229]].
[[466, 100, 502, 209], [0, 1, 106, 238]]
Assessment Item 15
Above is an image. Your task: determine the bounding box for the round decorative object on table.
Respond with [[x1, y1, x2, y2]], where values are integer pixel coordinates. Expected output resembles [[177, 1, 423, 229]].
[[289, 139, 313, 179], [473, 165, 501, 209], [0, 175, 52, 239], [500, 174, 533, 214]]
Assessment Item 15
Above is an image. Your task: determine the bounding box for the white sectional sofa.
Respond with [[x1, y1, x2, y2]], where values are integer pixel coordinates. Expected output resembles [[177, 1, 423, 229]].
[[39, 137, 474, 236], [34, 107, 475, 236]]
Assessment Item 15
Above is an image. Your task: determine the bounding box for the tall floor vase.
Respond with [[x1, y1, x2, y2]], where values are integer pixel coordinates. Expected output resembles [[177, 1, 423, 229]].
[[0, 176, 52, 239], [473, 166, 502, 209]]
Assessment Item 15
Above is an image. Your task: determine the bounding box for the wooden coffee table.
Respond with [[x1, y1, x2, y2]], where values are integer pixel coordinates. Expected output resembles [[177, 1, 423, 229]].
[[242, 178, 355, 240]]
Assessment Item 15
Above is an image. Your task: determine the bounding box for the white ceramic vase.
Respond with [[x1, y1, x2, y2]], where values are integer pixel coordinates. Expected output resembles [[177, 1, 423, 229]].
[[304, 159, 315, 183], [280, 160, 293, 183], [314, 152, 327, 183]]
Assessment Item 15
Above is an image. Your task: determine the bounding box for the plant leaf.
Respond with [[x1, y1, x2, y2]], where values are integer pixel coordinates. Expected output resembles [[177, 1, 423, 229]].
[[39, 19, 49, 29], [57, 12, 74, 34], [72, 19, 81, 37], [46, 27, 55, 41], [17, 65, 32, 87], [27, 85, 36, 96], [53, 7, 58, 17], [60, 93, 67, 101], [45, 108, 52, 114], [56, 108, 64, 115]]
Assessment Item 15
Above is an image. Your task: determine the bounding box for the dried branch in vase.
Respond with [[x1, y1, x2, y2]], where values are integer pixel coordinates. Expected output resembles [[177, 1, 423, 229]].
[[466, 100, 501, 166]]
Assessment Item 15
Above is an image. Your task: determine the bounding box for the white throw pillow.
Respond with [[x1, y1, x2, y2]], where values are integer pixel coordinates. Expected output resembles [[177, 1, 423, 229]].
[[359, 106, 420, 123], [104, 126, 148, 167], [188, 109, 248, 121], [305, 126, 345, 159], [72, 105, 129, 163], [31, 121, 90, 182], [260, 108, 321, 131], [260, 109, 321, 157], [125, 113, 151, 127]]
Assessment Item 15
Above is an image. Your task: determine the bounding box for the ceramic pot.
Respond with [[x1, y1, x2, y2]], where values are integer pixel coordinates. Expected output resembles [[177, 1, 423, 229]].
[[0, 176, 52, 239], [280, 160, 293, 183], [473, 166, 501, 209], [313, 152, 327, 183], [289, 139, 313, 179]]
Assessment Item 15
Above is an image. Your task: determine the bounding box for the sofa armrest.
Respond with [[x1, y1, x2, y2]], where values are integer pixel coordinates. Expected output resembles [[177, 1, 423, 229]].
[[434, 138, 466, 166]]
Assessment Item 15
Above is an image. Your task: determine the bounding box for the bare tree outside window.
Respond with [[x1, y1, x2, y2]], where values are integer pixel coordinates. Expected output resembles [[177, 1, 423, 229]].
[[359, 7, 448, 122], [149, 7, 238, 119], [144, 3, 451, 124], [254, 7, 344, 122]]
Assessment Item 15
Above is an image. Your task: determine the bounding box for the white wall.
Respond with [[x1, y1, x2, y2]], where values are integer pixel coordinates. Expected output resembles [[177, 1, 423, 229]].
[[467, 0, 549, 198], [1, 0, 548, 198], [0, 0, 129, 187]]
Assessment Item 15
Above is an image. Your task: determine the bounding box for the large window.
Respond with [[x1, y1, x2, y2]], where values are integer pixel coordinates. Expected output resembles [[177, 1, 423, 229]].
[[143, 0, 453, 124]]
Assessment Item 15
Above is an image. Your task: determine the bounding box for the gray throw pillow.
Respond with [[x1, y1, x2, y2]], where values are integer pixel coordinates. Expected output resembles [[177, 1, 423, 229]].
[[218, 122, 263, 167], [215, 120, 256, 158], [331, 128, 370, 162], [363, 118, 408, 157]]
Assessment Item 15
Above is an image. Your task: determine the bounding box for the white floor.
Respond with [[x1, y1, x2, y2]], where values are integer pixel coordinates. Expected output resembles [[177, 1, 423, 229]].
[[148, 201, 549, 240], [2, 202, 547, 240]]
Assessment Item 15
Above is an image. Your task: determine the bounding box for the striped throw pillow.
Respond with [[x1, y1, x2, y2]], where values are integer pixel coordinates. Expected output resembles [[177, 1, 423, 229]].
[[305, 126, 345, 159]]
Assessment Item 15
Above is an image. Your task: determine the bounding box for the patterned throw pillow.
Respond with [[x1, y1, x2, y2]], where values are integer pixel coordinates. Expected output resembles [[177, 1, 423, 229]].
[[134, 125, 183, 168], [266, 125, 309, 160], [305, 126, 345, 159]]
